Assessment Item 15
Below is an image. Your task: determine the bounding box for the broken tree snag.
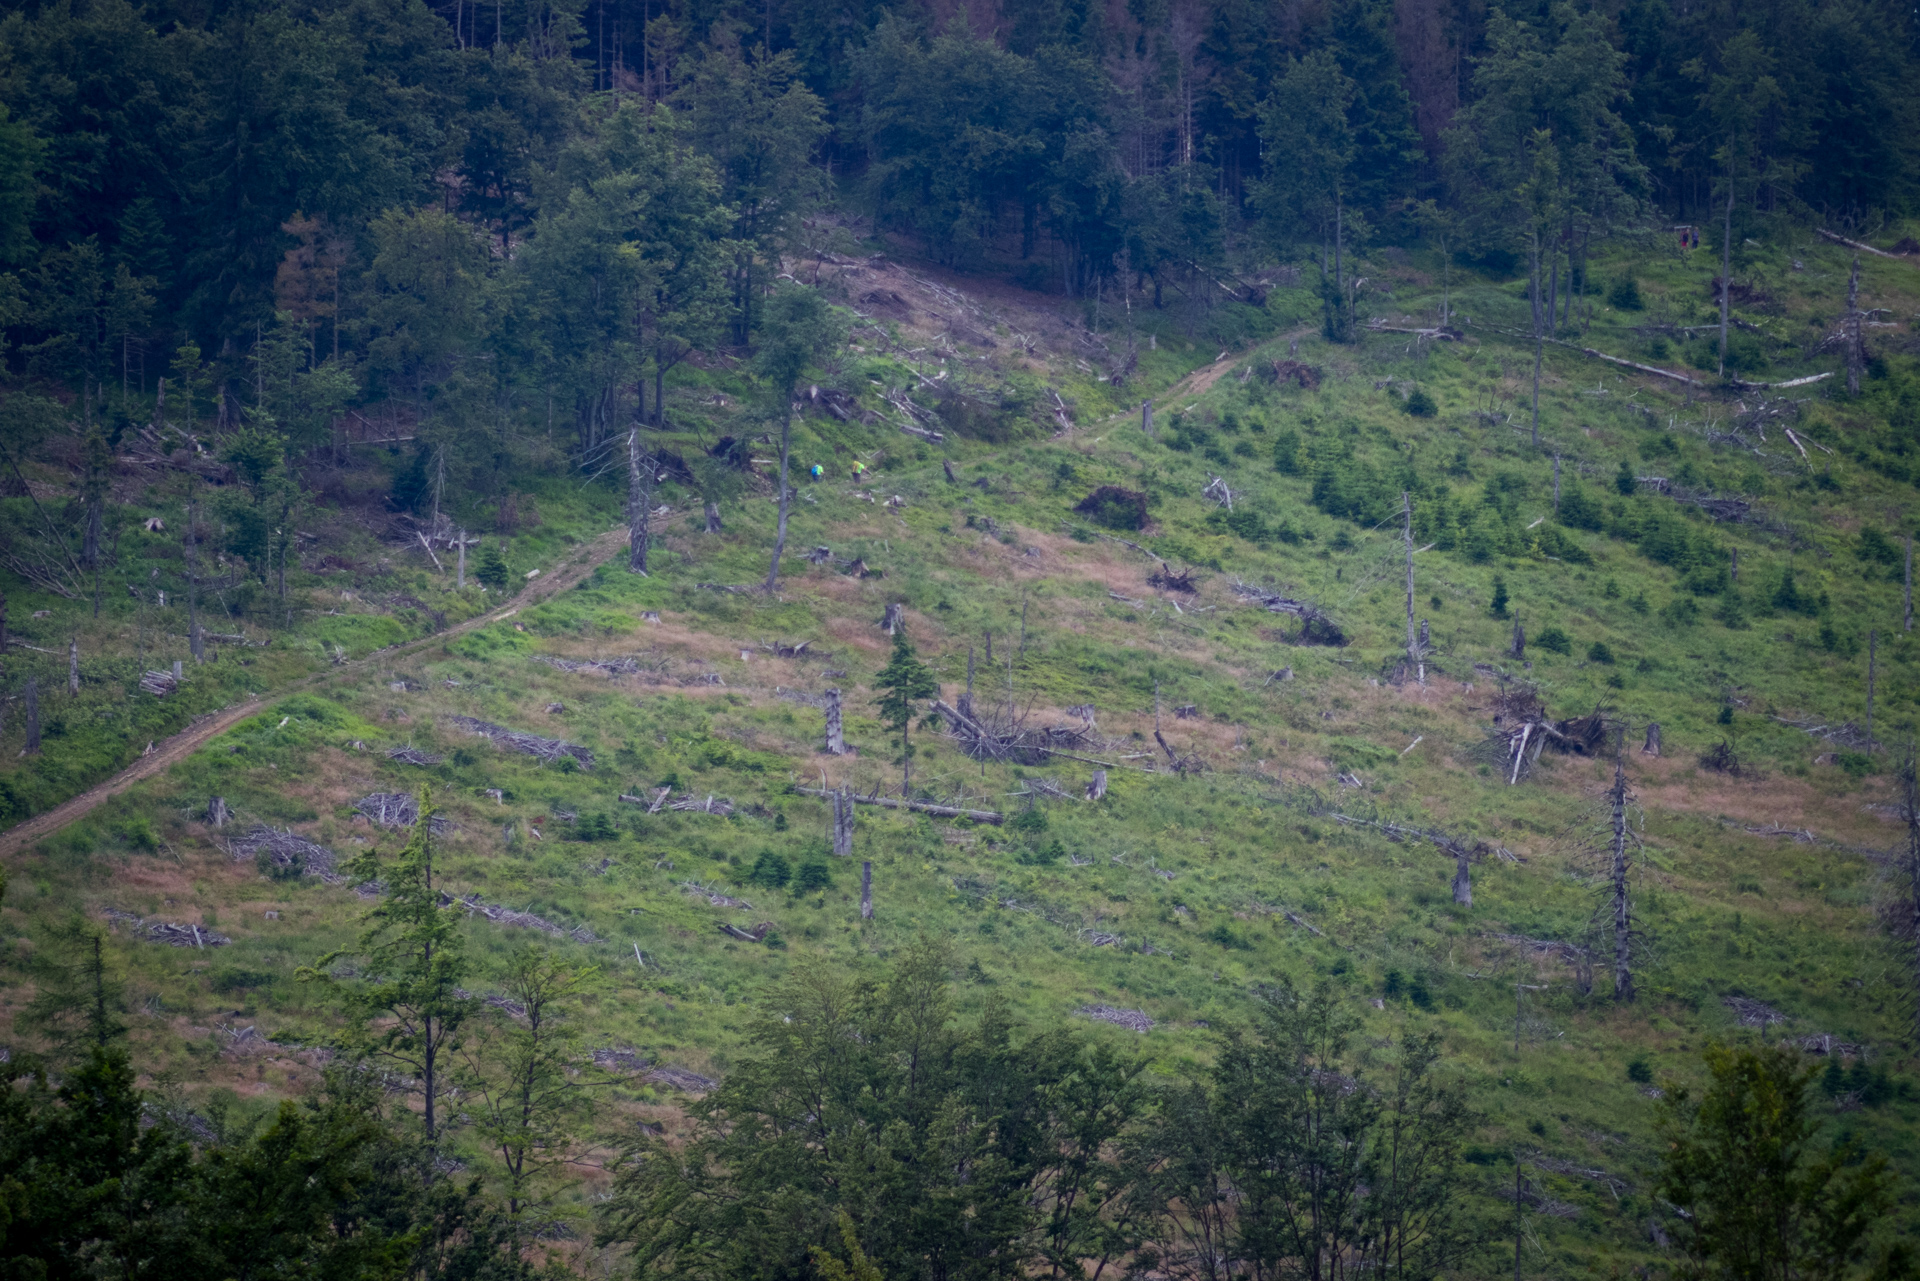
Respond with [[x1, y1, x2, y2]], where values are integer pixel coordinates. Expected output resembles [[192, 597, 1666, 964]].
[[627, 426, 653, 575], [1453, 847, 1473, 906], [1848, 256, 1863, 396], [832, 788, 854, 857], [208, 796, 230, 828], [1609, 747, 1635, 1002], [1510, 619, 1525, 660], [1141, 399, 1154, 436], [792, 785, 1004, 824], [943, 458, 958, 484], [705, 501, 722, 533], [824, 688, 847, 755], [1086, 769, 1108, 801], [1643, 723, 1662, 757], [861, 860, 873, 920], [881, 603, 904, 635]]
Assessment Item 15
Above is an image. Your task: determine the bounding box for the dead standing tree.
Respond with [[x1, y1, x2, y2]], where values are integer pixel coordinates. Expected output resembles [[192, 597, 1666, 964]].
[[627, 426, 654, 574], [1606, 737, 1637, 1001]]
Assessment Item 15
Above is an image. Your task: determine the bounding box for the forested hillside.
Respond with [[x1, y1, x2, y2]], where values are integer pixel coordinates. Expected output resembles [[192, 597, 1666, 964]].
[[3, 0, 1920, 1278]]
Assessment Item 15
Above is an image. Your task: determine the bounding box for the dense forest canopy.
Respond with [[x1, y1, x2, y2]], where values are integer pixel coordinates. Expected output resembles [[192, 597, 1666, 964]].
[[1, 0, 1915, 478]]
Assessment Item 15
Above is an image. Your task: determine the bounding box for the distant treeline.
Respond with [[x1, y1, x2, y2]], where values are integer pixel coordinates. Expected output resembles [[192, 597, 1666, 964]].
[[0, 0, 1912, 497]]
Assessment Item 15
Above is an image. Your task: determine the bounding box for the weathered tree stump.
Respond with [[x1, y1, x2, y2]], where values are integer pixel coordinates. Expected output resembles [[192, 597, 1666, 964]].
[[824, 688, 846, 755], [1643, 722, 1662, 756], [1086, 769, 1108, 801], [208, 796, 229, 828], [881, 603, 904, 635]]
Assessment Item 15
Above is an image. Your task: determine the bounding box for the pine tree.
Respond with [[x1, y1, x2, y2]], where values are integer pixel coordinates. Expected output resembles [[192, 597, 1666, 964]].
[[872, 627, 939, 796]]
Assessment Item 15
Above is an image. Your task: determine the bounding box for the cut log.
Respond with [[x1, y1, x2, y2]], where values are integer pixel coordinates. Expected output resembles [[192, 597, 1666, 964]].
[[792, 785, 1003, 824]]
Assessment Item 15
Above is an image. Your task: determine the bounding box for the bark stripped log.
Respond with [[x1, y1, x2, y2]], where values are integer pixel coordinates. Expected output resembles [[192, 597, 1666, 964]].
[[793, 785, 1003, 824]]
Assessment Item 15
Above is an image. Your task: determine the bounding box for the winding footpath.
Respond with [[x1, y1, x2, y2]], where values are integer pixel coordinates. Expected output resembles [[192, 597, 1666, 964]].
[[0, 527, 629, 861]]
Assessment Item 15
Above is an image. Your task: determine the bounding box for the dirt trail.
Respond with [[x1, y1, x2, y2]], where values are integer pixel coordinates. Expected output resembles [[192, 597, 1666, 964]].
[[1154, 325, 1318, 407], [0, 527, 629, 861]]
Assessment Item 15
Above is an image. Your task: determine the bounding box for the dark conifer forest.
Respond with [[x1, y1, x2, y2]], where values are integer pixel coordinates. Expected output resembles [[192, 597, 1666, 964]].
[[4, 0, 1920, 1277]]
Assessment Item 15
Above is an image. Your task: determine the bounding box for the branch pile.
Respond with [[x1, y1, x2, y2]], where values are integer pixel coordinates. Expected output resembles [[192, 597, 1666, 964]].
[[1232, 582, 1347, 645], [667, 794, 735, 816], [354, 793, 452, 832], [449, 716, 595, 769], [386, 746, 443, 766], [931, 698, 1101, 769], [228, 825, 341, 881], [103, 909, 232, 948], [445, 891, 598, 943], [1077, 1005, 1154, 1032], [138, 670, 178, 696], [532, 654, 646, 678]]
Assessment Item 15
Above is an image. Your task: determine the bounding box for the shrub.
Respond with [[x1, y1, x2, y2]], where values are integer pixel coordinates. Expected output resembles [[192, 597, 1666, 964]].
[[476, 542, 510, 590], [794, 860, 832, 892], [1627, 1057, 1653, 1083], [749, 850, 791, 888], [1489, 576, 1509, 618], [1558, 482, 1605, 532], [1010, 807, 1049, 834], [1662, 597, 1701, 627], [1608, 276, 1645, 310], [1402, 387, 1437, 417], [1587, 641, 1615, 664], [1615, 460, 1638, 495], [1273, 428, 1303, 475], [1073, 486, 1149, 531], [1536, 626, 1572, 654]]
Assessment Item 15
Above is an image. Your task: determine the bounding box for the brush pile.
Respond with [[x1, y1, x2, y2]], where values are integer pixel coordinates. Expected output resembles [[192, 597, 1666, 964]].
[[386, 746, 442, 766], [354, 793, 452, 832], [449, 716, 595, 769], [444, 891, 598, 942], [667, 794, 735, 816], [1077, 1005, 1153, 1032], [104, 909, 232, 948], [532, 654, 645, 678], [1232, 582, 1346, 645], [228, 825, 341, 880], [138, 670, 178, 696], [1485, 683, 1610, 783], [933, 698, 1099, 766]]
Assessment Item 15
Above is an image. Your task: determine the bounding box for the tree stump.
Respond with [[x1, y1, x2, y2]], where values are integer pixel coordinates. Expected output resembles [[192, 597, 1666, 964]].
[[1452, 850, 1472, 906], [1643, 723, 1662, 757], [943, 459, 957, 484], [824, 688, 846, 755], [881, 603, 904, 635], [705, 502, 722, 533], [1086, 769, 1108, 801], [1141, 400, 1153, 436], [208, 797, 229, 828], [1509, 619, 1525, 659]]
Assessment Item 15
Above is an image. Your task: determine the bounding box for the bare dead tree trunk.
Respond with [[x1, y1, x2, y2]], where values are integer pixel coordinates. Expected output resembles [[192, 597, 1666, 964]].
[[627, 426, 652, 575], [882, 603, 904, 635], [68, 637, 78, 695], [1847, 256, 1862, 396], [943, 459, 957, 484], [766, 402, 796, 593], [1609, 745, 1634, 1002], [1510, 619, 1525, 659], [1087, 769, 1108, 800], [860, 860, 873, 920], [24, 677, 39, 754], [1403, 492, 1420, 683], [1719, 184, 1733, 380], [704, 501, 722, 533], [209, 796, 229, 828], [823, 688, 846, 755], [1866, 629, 1881, 752], [1901, 747, 1920, 1045], [832, 787, 854, 856], [1530, 226, 1543, 447], [1643, 723, 1662, 757], [456, 529, 467, 589], [1452, 848, 1472, 906], [1141, 400, 1154, 436], [187, 497, 204, 662]]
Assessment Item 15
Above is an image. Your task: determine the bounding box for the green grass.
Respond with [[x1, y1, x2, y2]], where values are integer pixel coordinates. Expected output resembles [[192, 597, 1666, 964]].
[[4, 223, 1920, 1270]]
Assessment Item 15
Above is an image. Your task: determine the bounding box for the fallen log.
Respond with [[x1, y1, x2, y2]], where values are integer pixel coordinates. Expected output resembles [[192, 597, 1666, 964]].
[[1816, 228, 1909, 260], [792, 784, 1003, 824]]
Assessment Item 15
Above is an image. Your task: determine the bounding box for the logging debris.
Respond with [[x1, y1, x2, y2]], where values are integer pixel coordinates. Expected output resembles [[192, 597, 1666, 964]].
[[532, 654, 646, 677], [444, 892, 598, 942], [228, 825, 341, 881], [1723, 995, 1789, 1027], [354, 793, 453, 832], [793, 783, 1004, 824], [1077, 1004, 1154, 1032], [681, 880, 752, 909], [386, 746, 443, 766], [449, 715, 595, 769], [1231, 582, 1347, 645], [138, 670, 178, 696], [930, 698, 1101, 770], [103, 909, 231, 948]]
